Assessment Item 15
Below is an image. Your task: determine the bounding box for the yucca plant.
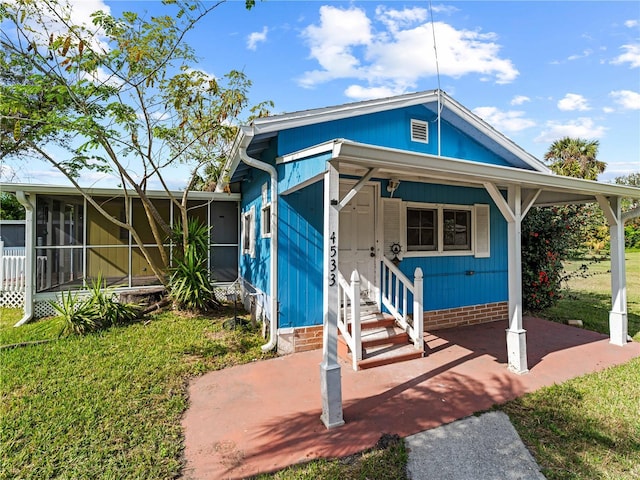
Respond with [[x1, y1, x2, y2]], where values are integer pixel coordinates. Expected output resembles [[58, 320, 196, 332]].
[[86, 273, 140, 327], [50, 291, 101, 336], [169, 218, 220, 312]]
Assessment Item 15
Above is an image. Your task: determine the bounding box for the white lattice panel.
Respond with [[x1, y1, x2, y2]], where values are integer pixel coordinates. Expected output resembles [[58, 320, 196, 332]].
[[0, 290, 24, 308], [35, 301, 57, 318]]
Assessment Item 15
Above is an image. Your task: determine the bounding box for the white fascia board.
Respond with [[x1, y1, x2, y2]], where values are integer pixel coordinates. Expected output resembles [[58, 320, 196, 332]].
[[216, 125, 254, 192], [1, 183, 240, 201], [276, 140, 336, 164], [251, 90, 440, 134], [331, 141, 640, 201], [440, 94, 548, 173]]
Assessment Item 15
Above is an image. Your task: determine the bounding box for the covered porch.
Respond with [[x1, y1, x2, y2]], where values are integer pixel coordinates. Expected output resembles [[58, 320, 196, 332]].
[[182, 316, 640, 480], [315, 140, 638, 428]]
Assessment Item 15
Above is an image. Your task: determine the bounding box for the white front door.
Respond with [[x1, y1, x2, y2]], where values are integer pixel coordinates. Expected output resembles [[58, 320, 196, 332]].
[[339, 183, 377, 298]]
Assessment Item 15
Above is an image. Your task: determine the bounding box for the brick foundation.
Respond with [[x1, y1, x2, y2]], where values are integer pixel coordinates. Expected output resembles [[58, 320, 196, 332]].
[[424, 301, 508, 331], [277, 325, 324, 355], [279, 301, 508, 354]]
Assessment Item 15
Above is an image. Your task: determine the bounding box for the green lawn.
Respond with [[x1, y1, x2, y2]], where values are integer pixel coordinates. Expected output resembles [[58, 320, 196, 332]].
[[0, 307, 273, 479], [1, 254, 638, 479], [542, 251, 640, 341]]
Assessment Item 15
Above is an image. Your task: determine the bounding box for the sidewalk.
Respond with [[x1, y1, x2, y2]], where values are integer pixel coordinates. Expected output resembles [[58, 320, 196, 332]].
[[181, 317, 640, 479]]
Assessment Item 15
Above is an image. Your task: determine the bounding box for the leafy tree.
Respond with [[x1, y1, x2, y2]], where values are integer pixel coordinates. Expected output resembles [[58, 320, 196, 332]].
[[0, 0, 270, 287], [615, 172, 640, 249], [0, 192, 25, 220], [523, 137, 607, 311], [544, 137, 605, 180]]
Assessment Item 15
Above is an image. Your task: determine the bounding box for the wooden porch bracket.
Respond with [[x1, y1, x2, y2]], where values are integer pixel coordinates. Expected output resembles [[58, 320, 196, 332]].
[[338, 167, 378, 211]]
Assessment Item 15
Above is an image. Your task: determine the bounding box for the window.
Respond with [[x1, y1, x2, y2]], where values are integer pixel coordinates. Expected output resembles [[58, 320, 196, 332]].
[[407, 208, 437, 251], [443, 209, 471, 250], [403, 203, 482, 256], [261, 204, 271, 237], [410, 119, 429, 143], [242, 206, 255, 257]]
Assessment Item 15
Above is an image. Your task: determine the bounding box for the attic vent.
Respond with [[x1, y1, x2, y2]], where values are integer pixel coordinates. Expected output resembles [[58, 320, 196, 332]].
[[411, 119, 429, 143]]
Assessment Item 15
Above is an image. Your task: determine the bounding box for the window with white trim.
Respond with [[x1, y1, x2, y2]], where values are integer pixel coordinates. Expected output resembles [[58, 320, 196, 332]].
[[401, 203, 488, 257], [260, 182, 271, 238], [242, 206, 255, 257]]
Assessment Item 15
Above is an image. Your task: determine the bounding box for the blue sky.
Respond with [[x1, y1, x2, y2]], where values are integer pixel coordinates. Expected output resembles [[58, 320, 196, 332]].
[[6, 1, 640, 186]]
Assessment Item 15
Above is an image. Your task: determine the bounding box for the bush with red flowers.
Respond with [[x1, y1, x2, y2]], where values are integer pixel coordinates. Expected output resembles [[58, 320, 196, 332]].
[[521, 206, 582, 311]]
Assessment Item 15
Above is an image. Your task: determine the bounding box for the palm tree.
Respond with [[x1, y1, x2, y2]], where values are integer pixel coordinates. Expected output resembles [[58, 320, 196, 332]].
[[544, 137, 606, 180]]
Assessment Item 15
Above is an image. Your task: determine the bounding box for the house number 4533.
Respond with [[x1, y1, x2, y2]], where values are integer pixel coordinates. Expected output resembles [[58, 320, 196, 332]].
[[329, 231, 337, 286]]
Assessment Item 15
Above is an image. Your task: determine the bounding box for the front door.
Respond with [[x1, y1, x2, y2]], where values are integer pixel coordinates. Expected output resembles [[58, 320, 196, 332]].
[[338, 183, 377, 298]]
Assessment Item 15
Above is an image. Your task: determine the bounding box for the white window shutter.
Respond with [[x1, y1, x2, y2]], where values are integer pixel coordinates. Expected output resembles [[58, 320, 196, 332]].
[[474, 204, 490, 258], [382, 198, 404, 259]]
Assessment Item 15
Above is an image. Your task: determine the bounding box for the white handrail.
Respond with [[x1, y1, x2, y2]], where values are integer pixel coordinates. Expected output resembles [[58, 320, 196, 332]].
[[380, 257, 424, 349], [337, 270, 362, 370]]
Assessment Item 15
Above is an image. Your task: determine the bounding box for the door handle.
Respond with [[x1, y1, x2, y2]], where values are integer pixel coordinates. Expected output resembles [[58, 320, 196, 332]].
[[370, 247, 375, 257]]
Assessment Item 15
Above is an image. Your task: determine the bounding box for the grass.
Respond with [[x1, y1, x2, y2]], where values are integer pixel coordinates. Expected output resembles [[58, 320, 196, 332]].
[[541, 251, 640, 341], [1, 252, 638, 479], [0, 307, 274, 479], [501, 358, 640, 479]]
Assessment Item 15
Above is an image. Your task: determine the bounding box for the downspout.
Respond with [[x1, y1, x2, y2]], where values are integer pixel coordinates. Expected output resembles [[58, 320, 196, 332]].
[[238, 139, 279, 352], [14, 191, 34, 327]]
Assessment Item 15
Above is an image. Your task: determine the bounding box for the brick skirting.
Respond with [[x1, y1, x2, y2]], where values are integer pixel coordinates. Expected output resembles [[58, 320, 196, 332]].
[[424, 301, 509, 331], [279, 301, 508, 354]]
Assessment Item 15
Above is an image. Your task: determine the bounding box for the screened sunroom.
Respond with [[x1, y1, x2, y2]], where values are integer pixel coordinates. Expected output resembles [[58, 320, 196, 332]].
[[2, 184, 240, 318]]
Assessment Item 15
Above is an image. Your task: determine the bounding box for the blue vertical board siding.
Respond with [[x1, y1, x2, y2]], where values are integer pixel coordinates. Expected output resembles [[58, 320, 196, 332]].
[[240, 168, 271, 294], [278, 181, 324, 328], [277, 106, 512, 167], [384, 181, 508, 311], [277, 152, 330, 193]]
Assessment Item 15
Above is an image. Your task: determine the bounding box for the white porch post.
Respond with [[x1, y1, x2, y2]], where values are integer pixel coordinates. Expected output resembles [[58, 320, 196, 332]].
[[506, 186, 528, 373], [597, 196, 628, 346], [320, 161, 345, 429]]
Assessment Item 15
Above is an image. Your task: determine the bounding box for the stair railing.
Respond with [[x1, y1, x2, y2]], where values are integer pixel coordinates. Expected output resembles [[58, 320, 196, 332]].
[[380, 257, 424, 349], [337, 270, 362, 370]]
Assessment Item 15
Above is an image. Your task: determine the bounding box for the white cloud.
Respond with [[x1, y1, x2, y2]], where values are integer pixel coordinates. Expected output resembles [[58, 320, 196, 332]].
[[567, 49, 593, 61], [299, 5, 518, 95], [612, 43, 640, 68], [610, 89, 640, 110], [624, 20, 638, 28], [557, 93, 590, 111], [510, 95, 530, 106], [19, 0, 111, 52], [344, 84, 405, 101], [247, 26, 268, 51], [472, 107, 535, 133], [602, 106, 615, 114], [535, 117, 606, 144]]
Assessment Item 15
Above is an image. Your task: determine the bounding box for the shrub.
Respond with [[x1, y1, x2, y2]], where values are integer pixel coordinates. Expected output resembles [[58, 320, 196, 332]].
[[50, 274, 141, 336], [169, 218, 220, 312], [521, 206, 581, 311]]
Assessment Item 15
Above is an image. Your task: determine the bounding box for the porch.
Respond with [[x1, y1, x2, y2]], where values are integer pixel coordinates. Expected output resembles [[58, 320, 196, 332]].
[[182, 316, 640, 480]]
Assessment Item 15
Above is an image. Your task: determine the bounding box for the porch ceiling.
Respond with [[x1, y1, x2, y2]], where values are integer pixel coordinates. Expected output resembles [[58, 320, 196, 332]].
[[330, 140, 640, 205]]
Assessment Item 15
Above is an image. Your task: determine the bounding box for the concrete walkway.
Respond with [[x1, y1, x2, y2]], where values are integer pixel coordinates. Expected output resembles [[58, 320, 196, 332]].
[[406, 411, 545, 480], [181, 317, 640, 479]]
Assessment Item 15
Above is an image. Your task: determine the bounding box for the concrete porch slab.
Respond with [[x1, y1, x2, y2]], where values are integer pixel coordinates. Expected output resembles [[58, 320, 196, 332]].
[[181, 317, 640, 479]]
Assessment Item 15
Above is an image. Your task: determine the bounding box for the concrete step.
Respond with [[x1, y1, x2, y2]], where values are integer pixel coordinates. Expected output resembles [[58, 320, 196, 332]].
[[360, 325, 408, 348], [359, 342, 424, 370]]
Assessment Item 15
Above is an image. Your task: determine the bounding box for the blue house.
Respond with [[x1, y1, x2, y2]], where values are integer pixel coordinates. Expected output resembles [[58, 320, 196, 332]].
[[220, 90, 637, 428]]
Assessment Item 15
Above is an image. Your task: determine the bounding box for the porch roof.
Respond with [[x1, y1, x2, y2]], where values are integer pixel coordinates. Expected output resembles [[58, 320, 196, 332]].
[[0, 183, 241, 201], [281, 139, 640, 206]]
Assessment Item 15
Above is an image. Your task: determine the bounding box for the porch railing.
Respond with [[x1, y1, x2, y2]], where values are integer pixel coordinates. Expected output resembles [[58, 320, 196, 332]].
[[337, 270, 362, 371], [380, 257, 424, 349]]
